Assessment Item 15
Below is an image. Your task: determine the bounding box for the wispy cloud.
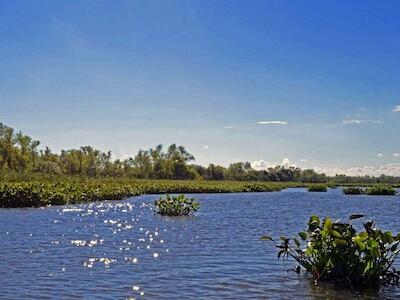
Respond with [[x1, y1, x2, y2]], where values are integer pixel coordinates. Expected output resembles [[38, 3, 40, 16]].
[[377, 153, 383, 157], [203, 145, 209, 150], [393, 153, 400, 157], [223, 126, 235, 129], [257, 121, 288, 125], [342, 119, 383, 125], [300, 159, 308, 162], [393, 106, 400, 112], [342, 119, 364, 125]]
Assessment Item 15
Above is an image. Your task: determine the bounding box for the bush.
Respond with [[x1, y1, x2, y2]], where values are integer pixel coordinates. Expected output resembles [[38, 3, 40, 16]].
[[365, 185, 397, 196], [308, 184, 327, 192], [261, 215, 400, 288], [154, 194, 200, 216], [343, 187, 364, 195]]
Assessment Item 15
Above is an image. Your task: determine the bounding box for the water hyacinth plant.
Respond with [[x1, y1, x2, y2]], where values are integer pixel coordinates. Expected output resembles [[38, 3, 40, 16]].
[[365, 185, 397, 196], [343, 187, 364, 195], [308, 184, 327, 192], [154, 194, 200, 216], [342, 185, 397, 196], [261, 215, 400, 288]]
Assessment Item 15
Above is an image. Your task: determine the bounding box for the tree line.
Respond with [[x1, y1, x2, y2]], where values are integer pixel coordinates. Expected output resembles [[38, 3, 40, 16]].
[[1, 122, 399, 183]]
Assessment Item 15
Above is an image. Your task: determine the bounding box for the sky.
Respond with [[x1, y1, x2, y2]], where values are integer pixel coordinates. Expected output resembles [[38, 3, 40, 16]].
[[1, 0, 400, 176]]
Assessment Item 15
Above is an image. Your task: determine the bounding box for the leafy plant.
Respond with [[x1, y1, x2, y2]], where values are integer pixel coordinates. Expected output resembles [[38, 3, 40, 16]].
[[261, 215, 400, 287], [154, 194, 200, 216], [308, 184, 327, 192]]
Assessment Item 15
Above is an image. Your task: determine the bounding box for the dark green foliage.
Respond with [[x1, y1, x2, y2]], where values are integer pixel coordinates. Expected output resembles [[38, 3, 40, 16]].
[[343, 187, 365, 195], [0, 177, 288, 208], [342, 185, 397, 196], [365, 185, 397, 196], [262, 215, 400, 288], [154, 194, 200, 216], [308, 184, 327, 192]]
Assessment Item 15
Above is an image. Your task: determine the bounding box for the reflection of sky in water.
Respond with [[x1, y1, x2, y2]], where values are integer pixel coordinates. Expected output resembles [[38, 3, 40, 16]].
[[0, 189, 400, 299]]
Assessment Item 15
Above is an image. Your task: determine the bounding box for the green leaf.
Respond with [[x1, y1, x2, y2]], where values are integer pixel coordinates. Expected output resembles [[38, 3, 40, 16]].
[[349, 214, 364, 220], [323, 218, 333, 230], [298, 231, 307, 240], [260, 235, 273, 241]]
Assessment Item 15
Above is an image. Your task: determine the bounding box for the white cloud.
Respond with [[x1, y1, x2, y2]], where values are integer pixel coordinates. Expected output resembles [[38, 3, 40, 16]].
[[300, 159, 308, 162], [203, 145, 209, 150], [251, 158, 296, 170], [223, 126, 235, 129], [377, 153, 383, 157], [257, 121, 288, 125], [315, 163, 400, 177], [251, 160, 272, 170], [393, 153, 400, 157], [393, 106, 400, 112], [342, 119, 364, 125], [342, 115, 383, 125]]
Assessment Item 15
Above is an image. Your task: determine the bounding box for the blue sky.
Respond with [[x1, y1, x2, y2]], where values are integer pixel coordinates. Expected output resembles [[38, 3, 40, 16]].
[[1, 0, 400, 175]]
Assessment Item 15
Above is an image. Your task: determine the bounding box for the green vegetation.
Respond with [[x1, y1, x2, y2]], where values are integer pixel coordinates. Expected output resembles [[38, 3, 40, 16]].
[[343, 187, 364, 195], [365, 185, 397, 196], [307, 184, 327, 192], [0, 177, 290, 208], [261, 215, 400, 288], [342, 185, 397, 196], [154, 194, 200, 216]]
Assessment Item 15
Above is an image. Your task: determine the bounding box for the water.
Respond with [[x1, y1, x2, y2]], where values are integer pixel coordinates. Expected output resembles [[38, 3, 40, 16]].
[[1, 188, 400, 299]]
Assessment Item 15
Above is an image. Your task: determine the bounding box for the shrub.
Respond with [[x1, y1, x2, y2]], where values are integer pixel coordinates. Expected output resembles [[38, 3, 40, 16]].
[[343, 187, 365, 195], [365, 185, 397, 196], [261, 215, 400, 288], [154, 194, 200, 216], [308, 184, 327, 192]]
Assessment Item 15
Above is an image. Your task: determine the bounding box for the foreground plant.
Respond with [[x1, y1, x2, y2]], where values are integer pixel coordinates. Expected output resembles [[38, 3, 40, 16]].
[[261, 215, 400, 288], [154, 194, 200, 216]]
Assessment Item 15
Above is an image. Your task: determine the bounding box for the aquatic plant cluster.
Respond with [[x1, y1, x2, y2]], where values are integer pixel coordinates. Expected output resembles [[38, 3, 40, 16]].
[[154, 194, 200, 216], [343, 185, 397, 196], [262, 215, 400, 288], [307, 184, 328, 192], [0, 178, 289, 208]]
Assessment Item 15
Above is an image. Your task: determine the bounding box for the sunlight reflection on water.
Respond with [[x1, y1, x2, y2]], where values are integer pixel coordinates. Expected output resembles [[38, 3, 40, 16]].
[[0, 189, 400, 299]]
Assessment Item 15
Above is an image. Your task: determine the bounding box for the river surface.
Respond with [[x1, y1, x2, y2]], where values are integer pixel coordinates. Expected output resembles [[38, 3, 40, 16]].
[[1, 188, 400, 299]]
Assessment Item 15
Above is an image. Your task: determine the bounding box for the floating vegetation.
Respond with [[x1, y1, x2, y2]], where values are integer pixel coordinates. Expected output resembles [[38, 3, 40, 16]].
[[343, 187, 365, 195], [154, 194, 200, 216], [342, 185, 397, 196], [261, 215, 400, 288], [307, 184, 327, 192], [0, 178, 288, 208], [365, 185, 397, 196]]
